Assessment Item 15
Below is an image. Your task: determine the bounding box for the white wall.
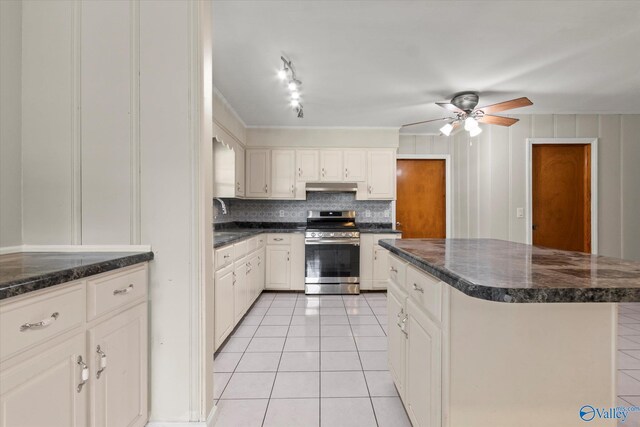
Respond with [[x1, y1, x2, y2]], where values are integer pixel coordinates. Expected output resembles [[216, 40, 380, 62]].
[[247, 127, 399, 148], [0, 0, 22, 248], [17, 0, 215, 422], [399, 114, 640, 261]]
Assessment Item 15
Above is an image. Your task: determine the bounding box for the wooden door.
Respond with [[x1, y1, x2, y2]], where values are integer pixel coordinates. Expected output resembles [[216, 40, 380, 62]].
[[396, 160, 446, 238], [532, 144, 591, 252], [89, 303, 147, 427], [0, 333, 87, 427]]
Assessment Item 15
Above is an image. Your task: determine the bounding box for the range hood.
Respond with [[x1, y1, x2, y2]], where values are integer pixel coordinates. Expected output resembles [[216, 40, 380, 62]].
[[305, 182, 358, 193]]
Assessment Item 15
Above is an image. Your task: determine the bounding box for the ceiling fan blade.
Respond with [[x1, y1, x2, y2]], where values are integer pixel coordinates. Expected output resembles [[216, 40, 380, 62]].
[[478, 115, 519, 126], [436, 102, 464, 113], [476, 97, 532, 114], [401, 117, 450, 128]]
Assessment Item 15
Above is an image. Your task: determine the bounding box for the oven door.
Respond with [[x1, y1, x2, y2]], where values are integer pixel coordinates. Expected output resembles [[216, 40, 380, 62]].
[[305, 238, 360, 284]]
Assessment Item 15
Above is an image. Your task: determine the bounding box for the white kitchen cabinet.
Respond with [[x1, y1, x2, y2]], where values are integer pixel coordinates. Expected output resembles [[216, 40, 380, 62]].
[[266, 245, 291, 289], [387, 282, 407, 400], [367, 150, 396, 199], [406, 298, 442, 427], [372, 244, 391, 289], [289, 233, 306, 290], [271, 149, 296, 199], [343, 150, 366, 182], [0, 333, 87, 427], [296, 150, 319, 182], [214, 263, 235, 348], [360, 233, 400, 290], [88, 303, 147, 427], [235, 144, 245, 197], [320, 150, 343, 182], [246, 149, 270, 198], [233, 259, 248, 323]]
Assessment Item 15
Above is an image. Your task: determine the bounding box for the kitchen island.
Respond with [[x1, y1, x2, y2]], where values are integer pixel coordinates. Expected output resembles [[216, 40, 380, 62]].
[[378, 239, 640, 427]]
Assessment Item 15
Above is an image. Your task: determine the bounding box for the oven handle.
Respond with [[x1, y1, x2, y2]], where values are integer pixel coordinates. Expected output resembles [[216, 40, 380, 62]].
[[305, 238, 360, 246]]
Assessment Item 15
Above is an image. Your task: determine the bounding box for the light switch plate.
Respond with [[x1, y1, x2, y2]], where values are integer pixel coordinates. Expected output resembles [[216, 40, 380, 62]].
[[516, 207, 524, 218]]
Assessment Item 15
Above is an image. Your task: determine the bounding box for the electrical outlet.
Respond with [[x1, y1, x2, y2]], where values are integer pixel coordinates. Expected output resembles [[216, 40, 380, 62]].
[[516, 208, 524, 218], [384, 210, 390, 218], [365, 210, 372, 218], [279, 210, 284, 217]]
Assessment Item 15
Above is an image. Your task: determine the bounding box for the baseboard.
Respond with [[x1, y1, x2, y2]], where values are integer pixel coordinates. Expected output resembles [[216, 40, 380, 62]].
[[1, 244, 152, 255], [145, 405, 217, 427]]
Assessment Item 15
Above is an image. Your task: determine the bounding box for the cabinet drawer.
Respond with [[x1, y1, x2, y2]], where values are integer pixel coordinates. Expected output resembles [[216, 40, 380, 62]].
[[87, 264, 147, 321], [234, 240, 248, 260], [389, 255, 407, 287], [0, 283, 85, 361], [406, 265, 442, 322], [267, 234, 291, 245], [246, 236, 259, 253], [215, 245, 234, 270]]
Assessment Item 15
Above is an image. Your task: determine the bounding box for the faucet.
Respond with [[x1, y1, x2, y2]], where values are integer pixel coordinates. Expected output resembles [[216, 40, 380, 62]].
[[214, 198, 228, 216]]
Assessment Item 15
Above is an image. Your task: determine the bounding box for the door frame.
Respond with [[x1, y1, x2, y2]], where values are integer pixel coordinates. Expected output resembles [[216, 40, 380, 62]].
[[525, 138, 598, 254], [394, 154, 452, 238]]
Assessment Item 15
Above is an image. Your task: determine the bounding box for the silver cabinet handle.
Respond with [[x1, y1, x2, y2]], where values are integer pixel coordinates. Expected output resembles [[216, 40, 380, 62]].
[[264, 184, 268, 193], [20, 312, 59, 331], [322, 168, 326, 177], [258, 256, 261, 266], [273, 238, 284, 241], [345, 168, 348, 178], [390, 266, 398, 273], [397, 314, 408, 337], [237, 182, 241, 192], [368, 185, 372, 194], [412, 283, 424, 293], [113, 284, 134, 295], [291, 184, 295, 194], [298, 167, 302, 177], [96, 345, 107, 379], [77, 356, 89, 392], [287, 252, 290, 261], [223, 254, 230, 259], [232, 271, 236, 284]]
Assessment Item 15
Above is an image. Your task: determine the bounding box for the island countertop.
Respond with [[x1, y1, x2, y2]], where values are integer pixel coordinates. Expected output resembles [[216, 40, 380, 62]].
[[378, 238, 640, 303], [0, 251, 154, 300]]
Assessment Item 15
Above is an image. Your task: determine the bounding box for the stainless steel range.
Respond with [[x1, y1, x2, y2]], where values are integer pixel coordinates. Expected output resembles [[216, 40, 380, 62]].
[[304, 210, 360, 294]]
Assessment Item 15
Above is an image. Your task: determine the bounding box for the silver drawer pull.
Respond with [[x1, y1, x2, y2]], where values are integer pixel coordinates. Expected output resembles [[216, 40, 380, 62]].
[[20, 312, 59, 331], [390, 266, 398, 273], [412, 283, 424, 293], [273, 238, 284, 241], [223, 254, 230, 259], [113, 284, 134, 295], [77, 356, 89, 392], [96, 345, 107, 379]]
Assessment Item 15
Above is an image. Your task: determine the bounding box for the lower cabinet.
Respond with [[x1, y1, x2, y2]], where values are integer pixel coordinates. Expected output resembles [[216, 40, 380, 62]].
[[234, 258, 248, 324], [265, 233, 304, 290], [266, 245, 291, 289], [88, 303, 148, 427], [214, 263, 235, 349], [0, 263, 150, 427], [360, 233, 400, 290], [387, 282, 407, 400], [0, 332, 87, 427]]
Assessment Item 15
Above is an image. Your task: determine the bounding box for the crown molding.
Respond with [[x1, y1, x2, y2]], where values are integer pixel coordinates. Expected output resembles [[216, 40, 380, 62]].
[[245, 125, 400, 131], [213, 86, 248, 128]]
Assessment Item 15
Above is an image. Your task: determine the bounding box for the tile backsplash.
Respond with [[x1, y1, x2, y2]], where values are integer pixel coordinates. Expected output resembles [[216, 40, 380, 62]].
[[215, 192, 392, 224]]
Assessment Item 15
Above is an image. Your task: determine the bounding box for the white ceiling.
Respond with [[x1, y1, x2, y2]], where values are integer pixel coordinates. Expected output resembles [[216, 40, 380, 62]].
[[212, 1, 640, 133]]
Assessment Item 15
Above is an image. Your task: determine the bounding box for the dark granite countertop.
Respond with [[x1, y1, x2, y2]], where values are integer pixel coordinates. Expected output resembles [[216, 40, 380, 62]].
[[0, 251, 154, 300], [379, 238, 640, 303]]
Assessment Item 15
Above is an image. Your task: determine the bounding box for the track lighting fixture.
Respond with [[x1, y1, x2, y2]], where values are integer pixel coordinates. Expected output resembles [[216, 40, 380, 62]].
[[278, 56, 304, 118]]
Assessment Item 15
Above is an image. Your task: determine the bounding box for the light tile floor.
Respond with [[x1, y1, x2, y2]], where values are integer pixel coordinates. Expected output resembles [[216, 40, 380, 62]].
[[619, 304, 640, 427], [213, 291, 412, 427]]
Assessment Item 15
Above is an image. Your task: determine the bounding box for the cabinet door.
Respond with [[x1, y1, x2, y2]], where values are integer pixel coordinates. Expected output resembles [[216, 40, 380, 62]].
[[289, 234, 305, 290], [235, 144, 245, 197], [387, 282, 407, 400], [367, 151, 395, 199], [372, 245, 390, 289], [406, 299, 442, 427], [359, 234, 374, 290], [296, 150, 319, 181], [0, 333, 87, 427], [88, 303, 147, 427], [271, 150, 296, 199], [246, 149, 270, 198], [215, 264, 235, 348], [320, 150, 343, 182], [234, 259, 248, 323], [257, 248, 266, 293], [343, 150, 366, 182], [266, 246, 291, 289]]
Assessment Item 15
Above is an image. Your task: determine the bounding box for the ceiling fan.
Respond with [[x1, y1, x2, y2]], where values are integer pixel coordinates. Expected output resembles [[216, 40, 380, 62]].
[[402, 92, 533, 136]]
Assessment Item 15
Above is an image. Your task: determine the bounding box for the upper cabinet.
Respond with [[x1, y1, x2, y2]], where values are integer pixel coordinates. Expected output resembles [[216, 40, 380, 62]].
[[343, 151, 366, 182], [235, 144, 245, 197], [246, 149, 271, 198], [320, 151, 344, 182], [213, 123, 246, 198], [271, 150, 296, 199], [367, 151, 396, 199], [296, 150, 319, 182]]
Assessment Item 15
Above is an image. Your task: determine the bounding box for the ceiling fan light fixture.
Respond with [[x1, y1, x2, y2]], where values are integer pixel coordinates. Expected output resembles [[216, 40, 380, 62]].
[[440, 122, 454, 136], [469, 126, 482, 137], [464, 116, 479, 131]]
